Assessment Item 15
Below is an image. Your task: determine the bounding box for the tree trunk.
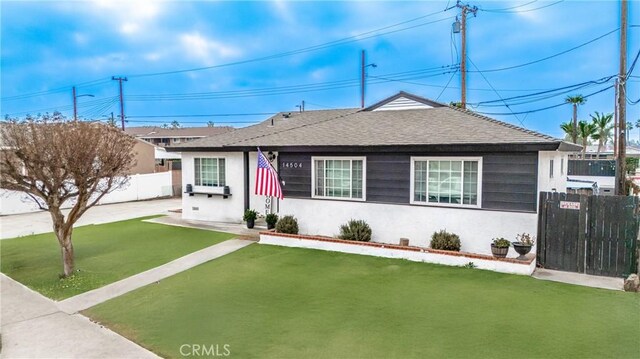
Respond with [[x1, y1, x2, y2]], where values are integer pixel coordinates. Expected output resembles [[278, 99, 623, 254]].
[[597, 139, 603, 158], [572, 104, 578, 144], [61, 239, 75, 277], [582, 138, 588, 159], [50, 207, 76, 277]]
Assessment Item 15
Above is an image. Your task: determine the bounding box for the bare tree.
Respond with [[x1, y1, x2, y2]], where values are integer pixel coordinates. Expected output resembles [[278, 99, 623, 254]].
[[1, 113, 136, 277]]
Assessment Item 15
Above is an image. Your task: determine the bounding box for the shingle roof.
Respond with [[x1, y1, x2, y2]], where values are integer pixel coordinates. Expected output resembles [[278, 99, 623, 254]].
[[169, 92, 573, 151], [125, 126, 233, 138]]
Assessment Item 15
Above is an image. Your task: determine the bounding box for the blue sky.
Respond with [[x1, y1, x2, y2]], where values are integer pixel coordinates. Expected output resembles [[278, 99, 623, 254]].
[[1, 0, 638, 139]]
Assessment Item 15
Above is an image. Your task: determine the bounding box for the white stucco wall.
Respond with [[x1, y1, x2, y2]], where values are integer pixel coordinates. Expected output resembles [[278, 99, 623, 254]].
[[0, 172, 173, 216], [279, 198, 537, 257], [538, 150, 568, 193], [181, 151, 277, 223], [260, 234, 536, 275]]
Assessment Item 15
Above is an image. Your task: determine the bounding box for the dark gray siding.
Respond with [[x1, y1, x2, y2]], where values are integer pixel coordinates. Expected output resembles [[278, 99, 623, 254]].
[[482, 153, 537, 212], [278, 151, 538, 212]]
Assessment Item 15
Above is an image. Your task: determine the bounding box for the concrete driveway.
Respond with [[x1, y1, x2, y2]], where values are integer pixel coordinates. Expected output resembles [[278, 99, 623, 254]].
[[0, 198, 181, 239], [1, 274, 159, 358]]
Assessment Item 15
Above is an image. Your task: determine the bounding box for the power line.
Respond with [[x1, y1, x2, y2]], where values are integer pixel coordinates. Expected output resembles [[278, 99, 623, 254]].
[[480, 0, 564, 13], [1, 78, 112, 102], [467, 56, 525, 127], [436, 69, 459, 101], [479, 0, 538, 12], [127, 14, 454, 79], [475, 84, 614, 116], [127, 113, 276, 118], [469, 28, 621, 73], [470, 74, 617, 106]]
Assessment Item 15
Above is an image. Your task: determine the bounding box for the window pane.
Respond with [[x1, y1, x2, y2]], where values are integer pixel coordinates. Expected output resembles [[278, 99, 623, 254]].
[[325, 160, 351, 198], [194, 158, 201, 186], [219, 159, 225, 186], [414, 161, 427, 202], [352, 160, 363, 199], [315, 160, 324, 196], [463, 161, 478, 205]]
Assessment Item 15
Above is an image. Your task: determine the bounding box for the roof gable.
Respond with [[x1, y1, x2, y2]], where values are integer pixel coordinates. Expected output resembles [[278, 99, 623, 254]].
[[365, 91, 445, 111]]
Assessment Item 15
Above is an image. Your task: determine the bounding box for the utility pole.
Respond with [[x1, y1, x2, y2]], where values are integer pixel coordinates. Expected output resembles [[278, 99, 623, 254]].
[[361, 50, 365, 108], [360, 50, 377, 108], [112, 76, 128, 130], [72, 86, 77, 121], [72, 86, 94, 121], [614, 78, 618, 158], [450, 1, 478, 109], [615, 0, 628, 195]]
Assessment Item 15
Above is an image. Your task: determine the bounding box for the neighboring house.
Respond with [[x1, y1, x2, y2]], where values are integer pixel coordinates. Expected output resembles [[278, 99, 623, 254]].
[[566, 159, 616, 195], [125, 126, 234, 147], [167, 92, 579, 256], [568, 144, 640, 160], [129, 138, 157, 175]]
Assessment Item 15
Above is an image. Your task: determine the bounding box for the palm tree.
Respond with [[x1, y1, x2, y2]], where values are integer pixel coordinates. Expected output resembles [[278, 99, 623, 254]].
[[560, 121, 576, 142], [565, 95, 587, 144], [577, 120, 597, 159], [590, 111, 613, 157]]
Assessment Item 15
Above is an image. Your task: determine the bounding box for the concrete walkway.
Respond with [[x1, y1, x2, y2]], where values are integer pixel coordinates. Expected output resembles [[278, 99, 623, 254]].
[[0, 198, 181, 239], [532, 268, 624, 291], [57, 239, 254, 314], [1, 274, 159, 359], [145, 213, 265, 239]]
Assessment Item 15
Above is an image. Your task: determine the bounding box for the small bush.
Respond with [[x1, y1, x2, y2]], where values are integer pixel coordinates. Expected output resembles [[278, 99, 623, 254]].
[[492, 238, 511, 248], [430, 230, 461, 251], [265, 213, 279, 226], [243, 209, 258, 222], [338, 219, 372, 242], [515, 233, 535, 246], [276, 215, 299, 234]]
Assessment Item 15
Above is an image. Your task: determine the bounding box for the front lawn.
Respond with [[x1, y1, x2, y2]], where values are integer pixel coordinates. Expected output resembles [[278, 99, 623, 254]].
[[85, 244, 640, 358], [0, 216, 235, 300]]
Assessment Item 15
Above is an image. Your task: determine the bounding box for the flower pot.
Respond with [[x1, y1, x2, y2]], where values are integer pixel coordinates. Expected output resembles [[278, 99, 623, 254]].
[[267, 222, 275, 230], [490, 244, 509, 258], [246, 219, 255, 229], [512, 242, 532, 260]]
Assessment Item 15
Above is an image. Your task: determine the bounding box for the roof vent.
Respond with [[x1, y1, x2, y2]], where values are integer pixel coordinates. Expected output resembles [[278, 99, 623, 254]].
[[282, 113, 292, 119]]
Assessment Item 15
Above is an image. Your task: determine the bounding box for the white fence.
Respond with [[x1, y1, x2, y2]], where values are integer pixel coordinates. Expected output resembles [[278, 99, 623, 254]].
[[0, 172, 173, 216]]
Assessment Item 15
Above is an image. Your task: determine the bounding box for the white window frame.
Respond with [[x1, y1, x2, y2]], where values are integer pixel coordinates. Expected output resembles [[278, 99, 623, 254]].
[[410, 156, 483, 209], [193, 157, 226, 189], [311, 156, 366, 201]]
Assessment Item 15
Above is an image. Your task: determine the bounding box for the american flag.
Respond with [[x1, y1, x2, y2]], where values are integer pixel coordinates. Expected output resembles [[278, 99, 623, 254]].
[[255, 148, 283, 200]]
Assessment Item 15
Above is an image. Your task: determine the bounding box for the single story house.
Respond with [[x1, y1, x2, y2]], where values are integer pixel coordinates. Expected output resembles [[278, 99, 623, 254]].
[[167, 92, 579, 256]]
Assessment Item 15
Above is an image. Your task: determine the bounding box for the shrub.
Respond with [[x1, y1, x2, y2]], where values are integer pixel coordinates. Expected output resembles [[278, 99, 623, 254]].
[[338, 219, 372, 242], [275, 215, 299, 234], [265, 213, 279, 226], [430, 230, 461, 251], [515, 233, 535, 246], [492, 238, 511, 248], [243, 209, 258, 222]]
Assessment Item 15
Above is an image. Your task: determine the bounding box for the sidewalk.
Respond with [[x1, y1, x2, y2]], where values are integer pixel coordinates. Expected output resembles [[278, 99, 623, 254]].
[[145, 212, 265, 239], [1, 274, 159, 359], [0, 198, 181, 239], [57, 239, 254, 314], [532, 268, 624, 291]]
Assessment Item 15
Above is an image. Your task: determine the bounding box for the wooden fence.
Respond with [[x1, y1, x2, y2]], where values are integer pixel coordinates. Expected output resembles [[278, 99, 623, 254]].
[[537, 192, 639, 277]]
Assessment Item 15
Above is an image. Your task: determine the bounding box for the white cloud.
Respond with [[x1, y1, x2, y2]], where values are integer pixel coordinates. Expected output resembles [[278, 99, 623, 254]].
[[120, 22, 140, 35], [179, 32, 241, 65], [271, 0, 295, 23]]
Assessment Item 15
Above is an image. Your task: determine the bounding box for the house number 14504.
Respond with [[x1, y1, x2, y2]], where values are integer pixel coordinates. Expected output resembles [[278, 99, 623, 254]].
[[281, 162, 303, 169]]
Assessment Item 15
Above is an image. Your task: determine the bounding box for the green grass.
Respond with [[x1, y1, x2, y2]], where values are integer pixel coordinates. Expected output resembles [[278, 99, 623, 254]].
[[85, 244, 640, 359], [0, 216, 235, 300]]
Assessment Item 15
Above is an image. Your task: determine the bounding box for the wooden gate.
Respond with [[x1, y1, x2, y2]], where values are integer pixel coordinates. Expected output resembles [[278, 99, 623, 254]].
[[537, 192, 639, 277]]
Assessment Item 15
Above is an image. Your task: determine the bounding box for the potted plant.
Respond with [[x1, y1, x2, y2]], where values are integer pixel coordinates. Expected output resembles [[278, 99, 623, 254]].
[[512, 233, 535, 260], [243, 209, 258, 229], [491, 238, 510, 258], [265, 213, 278, 230]]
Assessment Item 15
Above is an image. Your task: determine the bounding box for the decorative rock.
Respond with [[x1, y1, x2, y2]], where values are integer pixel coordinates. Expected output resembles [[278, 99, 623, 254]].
[[623, 274, 640, 292]]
